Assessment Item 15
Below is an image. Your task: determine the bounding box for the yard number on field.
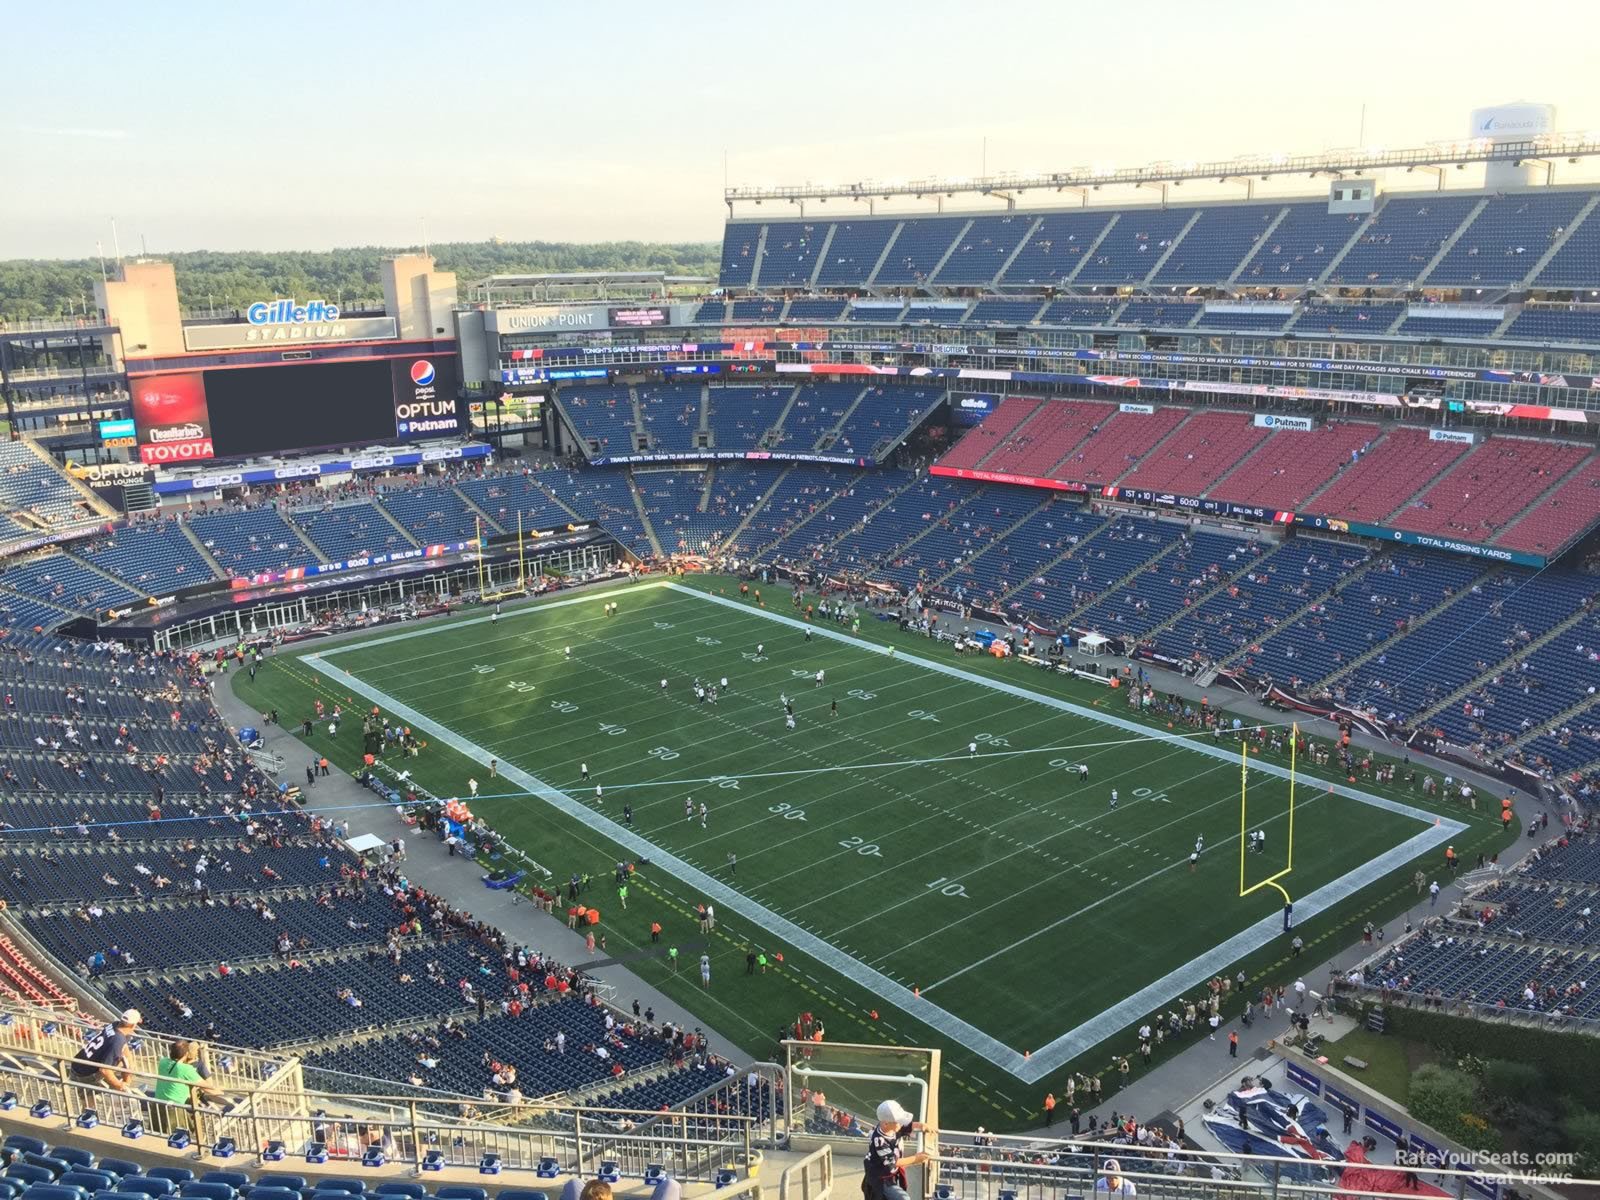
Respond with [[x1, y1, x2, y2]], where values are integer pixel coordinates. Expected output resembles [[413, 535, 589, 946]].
[[846, 688, 877, 701], [472, 664, 495, 674], [506, 680, 535, 694], [647, 746, 680, 761], [839, 835, 883, 857], [927, 877, 970, 899], [768, 802, 807, 821], [907, 708, 940, 722], [550, 700, 579, 714], [599, 722, 628, 737]]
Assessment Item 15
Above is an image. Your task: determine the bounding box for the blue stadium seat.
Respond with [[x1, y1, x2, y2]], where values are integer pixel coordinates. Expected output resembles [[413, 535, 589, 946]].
[[141, 1174, 190, 1189], [249, 1179, 306, 1194], [195, 1177, 247, 1193], [1, 1143, 46, 1164], [373, 1187, 426, 1198], [46, 1157, 92, 1175], [92, 1167, 138, 1185], [116, 1179, 175, 1199], [178, 1184, 234, 1200], [435, 1189, 486, 1200], [58, 1177, 114, 1196], [19, 1184, 88, 1200]]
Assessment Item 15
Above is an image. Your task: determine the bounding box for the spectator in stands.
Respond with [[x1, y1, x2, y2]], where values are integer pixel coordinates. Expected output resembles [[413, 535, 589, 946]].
[[69, 1008, 141, 1098], [864, 1099, 932, 1200], [150, 1038, 225, 1135]]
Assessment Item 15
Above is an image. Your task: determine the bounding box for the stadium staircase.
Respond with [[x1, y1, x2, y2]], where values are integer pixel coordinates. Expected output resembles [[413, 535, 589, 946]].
[[59, 546, 160, 599], [627, 470, 666, 558], [20, 437, 118, 521], [747, 224, 773, 289], [1407, 599, 1598, 730], [812, 387, 871, 453], [862, 223, 905, 288], [371, 500, 422, 547], [1074, 535, 1251, 640], [992, 515, 1126, 610], [923, 218, 974, 285], [1490, 305, 1524, 338], [1107, 409, 1201, 485], [1520, 194, 1600, 286], [753, 469, 920, 560], [966, 399, 1047, 470], [1215, 548, 1385, 668], [988, 217, 1044, 287], [1415, 197, 1492, 286], [1142, 210, 1205, 283], [179, 524, 225, 577], [871, 392, 947, 462], [696, 467, 716, 513], [760, 386, 803, 449], [452, 485, 508, 535], [1506, 692, 1600, 758], [698, 385, 713, 446], [1066, 212, 1122, 284], [1054, 535, 1188, 629], [806, 225, 837, 287], [924, 494, 1053, 590], [1315, 201, 1386, 285], [1309, 568, 1485, 691], [1202, 429, 1283, 496], [857, 485, 997, 577], [1226, 207, 1293, 285], [1380, 307, 1408, 335], [627, 385, 649, 449], [1494, 450, 1600, 548], [720, 466, 795, 550]]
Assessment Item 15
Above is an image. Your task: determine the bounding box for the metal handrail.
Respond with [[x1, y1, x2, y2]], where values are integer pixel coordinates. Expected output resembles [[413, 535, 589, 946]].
[[778, 1144, 833, 1200], [726, 132, 1600, 205]]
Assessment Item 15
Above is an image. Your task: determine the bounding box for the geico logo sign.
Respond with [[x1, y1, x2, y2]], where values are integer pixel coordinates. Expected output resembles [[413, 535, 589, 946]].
[[274, 465, 321, 479], [395, 401, 456, 419]]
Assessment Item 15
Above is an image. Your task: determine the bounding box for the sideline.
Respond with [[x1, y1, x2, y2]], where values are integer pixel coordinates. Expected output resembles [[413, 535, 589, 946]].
[[300, 581, 1465, 1084]]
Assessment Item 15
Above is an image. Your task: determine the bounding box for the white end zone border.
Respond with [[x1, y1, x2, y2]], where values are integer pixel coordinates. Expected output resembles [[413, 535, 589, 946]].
[[304, 578, 1465, 1084]]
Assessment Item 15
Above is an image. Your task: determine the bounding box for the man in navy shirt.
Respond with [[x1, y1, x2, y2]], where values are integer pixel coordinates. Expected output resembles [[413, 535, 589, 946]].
[[863, 1100, 931, 1200], [70, 1009, 142, 1116]]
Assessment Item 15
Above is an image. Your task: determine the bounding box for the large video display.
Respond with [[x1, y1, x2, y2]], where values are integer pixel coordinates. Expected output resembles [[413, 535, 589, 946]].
[[131, 356, 460, 464]]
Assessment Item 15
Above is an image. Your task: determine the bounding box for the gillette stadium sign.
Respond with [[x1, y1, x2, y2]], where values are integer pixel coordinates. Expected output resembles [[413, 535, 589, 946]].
[[183, 299, 398, 351]]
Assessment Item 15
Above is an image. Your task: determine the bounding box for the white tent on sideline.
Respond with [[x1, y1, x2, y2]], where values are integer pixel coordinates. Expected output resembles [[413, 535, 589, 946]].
[[1076, 632, 1111, 657]]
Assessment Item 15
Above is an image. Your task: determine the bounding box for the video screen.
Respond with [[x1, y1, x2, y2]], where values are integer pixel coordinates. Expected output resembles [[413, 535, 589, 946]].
[[131, 355, 462, 464], [206, 360, 396, 456]]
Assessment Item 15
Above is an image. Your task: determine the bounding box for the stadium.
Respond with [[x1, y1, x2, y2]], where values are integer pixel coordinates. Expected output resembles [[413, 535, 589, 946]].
[[5, 32, 1600, 1200]]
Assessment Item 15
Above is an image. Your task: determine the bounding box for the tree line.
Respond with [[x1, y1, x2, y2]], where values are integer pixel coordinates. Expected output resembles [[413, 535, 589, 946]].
[[0, 240, 721, 321]]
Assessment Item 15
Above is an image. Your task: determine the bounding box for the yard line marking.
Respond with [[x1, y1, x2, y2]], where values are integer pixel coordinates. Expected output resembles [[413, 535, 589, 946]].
[[303, 647, 1028, 1077]]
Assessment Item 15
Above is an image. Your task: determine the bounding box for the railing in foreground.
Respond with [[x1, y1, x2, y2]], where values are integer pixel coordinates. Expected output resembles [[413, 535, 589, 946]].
[[929, 1130, 1588, 1200], [0, 1056, 755, 1184]]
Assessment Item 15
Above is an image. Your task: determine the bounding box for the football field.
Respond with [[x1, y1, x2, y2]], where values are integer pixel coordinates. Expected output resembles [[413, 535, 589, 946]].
[[251, 577, 1469, 1094]]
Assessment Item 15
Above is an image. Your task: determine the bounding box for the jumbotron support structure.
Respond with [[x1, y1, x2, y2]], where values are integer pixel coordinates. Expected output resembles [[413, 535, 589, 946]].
[[724, 130, 1600, 215]]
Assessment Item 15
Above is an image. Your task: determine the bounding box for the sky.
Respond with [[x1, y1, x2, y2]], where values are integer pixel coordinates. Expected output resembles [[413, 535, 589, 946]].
[[5, 0, 1600, 260]]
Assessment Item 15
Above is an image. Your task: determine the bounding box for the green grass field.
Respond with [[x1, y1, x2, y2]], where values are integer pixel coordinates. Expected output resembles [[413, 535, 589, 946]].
[[234, 575, 1505, 1128]]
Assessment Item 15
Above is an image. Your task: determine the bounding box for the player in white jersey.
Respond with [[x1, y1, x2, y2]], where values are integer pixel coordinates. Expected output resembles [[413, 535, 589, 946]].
[[1110, 788, 1119, 809]]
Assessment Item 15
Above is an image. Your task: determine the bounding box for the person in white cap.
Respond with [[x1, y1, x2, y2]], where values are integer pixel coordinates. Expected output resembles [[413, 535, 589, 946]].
[[69, 1008, 141, 1096], [1094, 1157, 1137, 1196], [864, 1099, 931, 1200]]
